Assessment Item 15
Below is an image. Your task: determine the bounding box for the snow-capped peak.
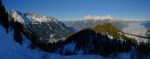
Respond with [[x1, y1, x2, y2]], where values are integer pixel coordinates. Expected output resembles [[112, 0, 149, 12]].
[[82, 15, 115, 21], [9, 10, 25, 23], [9, 10, 60, 24], [9, 10, 32, 24], [26, 13, 58, 23]]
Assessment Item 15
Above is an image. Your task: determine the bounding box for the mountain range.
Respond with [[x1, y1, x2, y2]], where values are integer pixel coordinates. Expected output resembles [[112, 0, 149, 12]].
[[8, 10, 150, 44], [0, 0, 150, 58], [0, 9, 150, 59]]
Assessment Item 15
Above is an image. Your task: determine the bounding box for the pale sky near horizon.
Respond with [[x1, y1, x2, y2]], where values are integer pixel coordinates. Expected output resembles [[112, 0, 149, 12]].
[[2, 0, 150, 21]]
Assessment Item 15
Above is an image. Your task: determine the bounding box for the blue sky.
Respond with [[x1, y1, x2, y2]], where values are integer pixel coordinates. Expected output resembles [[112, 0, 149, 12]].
[[2, 0, 150, 21]]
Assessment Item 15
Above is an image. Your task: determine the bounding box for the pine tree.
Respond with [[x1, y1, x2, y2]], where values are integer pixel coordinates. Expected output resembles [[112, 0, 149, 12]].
[[11, 22, 24, 44], [0, 0, 9, 33]]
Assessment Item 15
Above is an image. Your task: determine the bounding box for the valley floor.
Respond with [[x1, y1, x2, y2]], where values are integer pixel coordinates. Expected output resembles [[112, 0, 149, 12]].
[[122, 22, 148, 42]]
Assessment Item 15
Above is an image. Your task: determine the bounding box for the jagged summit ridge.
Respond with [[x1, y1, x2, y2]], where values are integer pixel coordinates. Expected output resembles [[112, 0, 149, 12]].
[[9, 10, 59, 24], [82, 15, 115, 21], [9, 10, 32, 24], [26, 12, 58, 23]]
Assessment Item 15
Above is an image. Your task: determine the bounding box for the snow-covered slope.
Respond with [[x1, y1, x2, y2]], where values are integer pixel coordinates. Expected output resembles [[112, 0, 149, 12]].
[[0, 25, 105, 59], [0, 26, 47, 59]]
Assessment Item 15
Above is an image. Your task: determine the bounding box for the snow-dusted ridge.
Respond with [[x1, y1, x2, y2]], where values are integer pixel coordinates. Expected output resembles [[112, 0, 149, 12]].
[[82, 15, 117, 21], [9, 10, 32, 24], [0, 25, 104, 59], [9, 10, 59, 24], [26, 13, 58, 23], [82, 15, 147, 22]]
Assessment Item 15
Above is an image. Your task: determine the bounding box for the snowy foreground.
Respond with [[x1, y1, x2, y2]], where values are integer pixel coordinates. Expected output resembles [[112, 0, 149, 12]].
[[0, 26, 133, 59]]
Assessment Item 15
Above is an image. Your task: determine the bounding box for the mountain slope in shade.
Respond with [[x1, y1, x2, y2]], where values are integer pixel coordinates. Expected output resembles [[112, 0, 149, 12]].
[[0, 24, 107, 59], [9, 10, 72, 43], [41, 23, 137, 56], [53, 23, 149, 58]]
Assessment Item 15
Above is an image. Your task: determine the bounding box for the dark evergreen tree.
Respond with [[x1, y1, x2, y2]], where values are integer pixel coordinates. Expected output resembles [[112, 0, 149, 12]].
[[0, 0, 23, 44], [11, 22, 24, 44], [0, 0, 9, 33], [28, 32, 38, 49]]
